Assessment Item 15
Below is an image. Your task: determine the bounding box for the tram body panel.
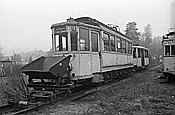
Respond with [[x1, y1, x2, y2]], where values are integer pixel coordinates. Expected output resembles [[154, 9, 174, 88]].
[[102, 53, 117, 67], [91, 53, 101, 73], [79, 54, 92, 76], [117, 54, 127, 65], [145, 58, 149, 66], [164, 57, 175, 72], [138, 58, 142, 67], [127, 55, 133, 64]]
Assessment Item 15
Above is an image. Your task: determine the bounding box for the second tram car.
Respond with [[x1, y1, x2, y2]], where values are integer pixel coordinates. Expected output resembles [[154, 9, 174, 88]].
[[132, 46, 149, 68]]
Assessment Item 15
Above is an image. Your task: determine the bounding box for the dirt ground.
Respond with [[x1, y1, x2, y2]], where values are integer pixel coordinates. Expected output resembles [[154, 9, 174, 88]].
[[28, 66, 175, 115]]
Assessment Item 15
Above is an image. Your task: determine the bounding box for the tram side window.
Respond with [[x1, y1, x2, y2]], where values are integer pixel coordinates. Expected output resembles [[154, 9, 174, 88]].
[[171, 45, 175, 55], [110, 36, 116, 52], [122, 40, 126, 53], [116, 37, 122, 52], [145, 50, 148, 58], [103, 33, 110, 51], [71, 31, 78, 51], [55, 32, 68, 51], [126, 41, 128, 53], [91, 32, 98, 52], [128, 43, 132, 54], [80, 28, 90, 51], [138, 48, 141, 58], [133, 48, 136, 58], [165, 45, 170, 55]]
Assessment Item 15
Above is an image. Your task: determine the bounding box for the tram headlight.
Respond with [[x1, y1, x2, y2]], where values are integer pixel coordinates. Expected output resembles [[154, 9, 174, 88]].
[[166, 68, 169, 71], [72, 73, 75, 77]]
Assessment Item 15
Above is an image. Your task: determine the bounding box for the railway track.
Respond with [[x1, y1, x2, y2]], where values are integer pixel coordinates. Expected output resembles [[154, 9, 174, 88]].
[[0, 85, 99, 115], [0, 65, 156, 115]]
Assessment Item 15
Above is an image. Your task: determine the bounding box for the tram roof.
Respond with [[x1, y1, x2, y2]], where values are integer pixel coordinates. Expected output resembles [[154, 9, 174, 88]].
[[162, 31, 175, 42], [166, 31, 175, 36], [51, 17, 131, 40], [132, 45, 148, 50]]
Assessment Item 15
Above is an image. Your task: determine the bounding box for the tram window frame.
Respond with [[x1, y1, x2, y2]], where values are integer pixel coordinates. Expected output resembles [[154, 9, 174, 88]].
[[128, 43, 132, 54], [122, 40, 126, 53], [126, 41, 128, 53], [115, 37, 121, 52], [128, 42, 130, 54], [119, 39, 122, 52], [131, 44, 133, 54], [55, 32, 68, 51], [138, 48, 141, 58], [171, 45, 175, 55], [103, 33, 110, 51], [71, 31, 78, 51], [110, 35, 116, 52], [79, 28, 90, 51], [91, 32, 98, 52], [145, 50, 148, 58], [133, 48, 136, 58], [165, 45, 170, 55]]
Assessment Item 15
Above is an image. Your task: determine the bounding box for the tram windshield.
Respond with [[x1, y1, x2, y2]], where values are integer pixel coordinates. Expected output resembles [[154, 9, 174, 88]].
[[53, 26, 78, 52], [171, 45, 175, 55], [71, 31, 78, 51], [165, 45, 170, 55], [55, 32, 68, 51]]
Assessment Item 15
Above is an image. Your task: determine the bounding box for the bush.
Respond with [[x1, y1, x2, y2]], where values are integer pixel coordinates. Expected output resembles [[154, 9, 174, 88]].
[[0, 64, 28, 104]]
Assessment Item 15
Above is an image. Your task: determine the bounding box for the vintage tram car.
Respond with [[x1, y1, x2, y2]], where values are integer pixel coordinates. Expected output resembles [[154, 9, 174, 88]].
[[132, 45, 149, 68], [21, 17, 135, 98], [162, 29, 175, 81], [50, 17, 133, 83]]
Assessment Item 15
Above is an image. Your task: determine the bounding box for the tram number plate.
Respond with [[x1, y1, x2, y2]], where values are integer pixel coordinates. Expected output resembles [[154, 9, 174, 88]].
[[164, 40, 175, 45]]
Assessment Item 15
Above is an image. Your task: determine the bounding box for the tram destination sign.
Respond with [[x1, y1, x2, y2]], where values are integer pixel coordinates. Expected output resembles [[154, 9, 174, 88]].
[[164, 40, 175, 45], [55, 28, 66, 34]]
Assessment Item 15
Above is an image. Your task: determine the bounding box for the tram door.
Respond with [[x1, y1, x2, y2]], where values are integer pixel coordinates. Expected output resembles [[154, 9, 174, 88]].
[[91, 31, 101, 73], [141, 49, 145, 66]]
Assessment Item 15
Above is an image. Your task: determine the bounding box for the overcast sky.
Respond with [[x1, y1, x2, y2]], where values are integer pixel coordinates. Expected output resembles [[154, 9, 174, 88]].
[[0, 0, 173, 55]]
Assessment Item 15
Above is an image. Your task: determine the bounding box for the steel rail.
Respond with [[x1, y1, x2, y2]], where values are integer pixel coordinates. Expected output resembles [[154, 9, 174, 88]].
[[10, 87, 98, 115]]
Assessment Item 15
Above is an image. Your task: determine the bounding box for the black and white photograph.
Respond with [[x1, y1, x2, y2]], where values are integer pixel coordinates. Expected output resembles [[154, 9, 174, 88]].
[[0, 0, 175, 114]]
